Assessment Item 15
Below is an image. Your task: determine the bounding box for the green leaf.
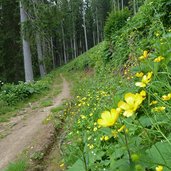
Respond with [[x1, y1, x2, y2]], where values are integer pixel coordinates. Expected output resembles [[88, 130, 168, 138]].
[[146, 141, 171, 171], [67, 159, 85, 171]]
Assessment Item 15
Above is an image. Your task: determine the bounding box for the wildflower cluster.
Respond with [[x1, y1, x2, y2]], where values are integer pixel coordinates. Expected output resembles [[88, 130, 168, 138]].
[[62, 32, 171, 170]]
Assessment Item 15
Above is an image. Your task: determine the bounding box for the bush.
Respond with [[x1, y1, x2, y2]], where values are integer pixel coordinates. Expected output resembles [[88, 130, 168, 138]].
[[104, 0, 171, 67], [0, 70, 57, 106], [104, 8, 131, 40], [0, 81, 49, 105]]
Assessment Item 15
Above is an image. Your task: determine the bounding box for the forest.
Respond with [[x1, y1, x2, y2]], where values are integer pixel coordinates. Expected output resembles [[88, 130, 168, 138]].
[[1, 0, 143, 83], [0, 0, 171, 171]]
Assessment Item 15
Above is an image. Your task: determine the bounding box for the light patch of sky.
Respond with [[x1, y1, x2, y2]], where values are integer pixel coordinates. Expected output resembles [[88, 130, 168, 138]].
[[47, 0, 56, 5]]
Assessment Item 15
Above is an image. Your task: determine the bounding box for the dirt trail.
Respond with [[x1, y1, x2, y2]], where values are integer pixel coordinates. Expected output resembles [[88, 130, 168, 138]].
[[0, 76, 70, 170]]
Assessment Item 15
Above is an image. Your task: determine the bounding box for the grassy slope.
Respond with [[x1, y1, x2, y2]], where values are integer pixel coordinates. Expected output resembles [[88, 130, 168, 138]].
[[55, 1, 171, 171]]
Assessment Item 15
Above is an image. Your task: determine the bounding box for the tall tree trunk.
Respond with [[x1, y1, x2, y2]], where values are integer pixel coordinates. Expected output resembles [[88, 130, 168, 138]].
[[70, 37, 74, 59], [50, 37, 55, 69], [73, 32, 77, 58], [133, 0, 136, 15], [100, 21, 103, 41], [96, 7, 100, 44], [83, 8, 88, 51], [32, 0, 46, 76], [117, 0, 120, 11], [113, 0, 116, 12], [93, 30, 96, 46], [20, 1, 34, 82], [79, 38, 83, 55], [61, 21, 67, 64], [121, 0, 124, 10], [36, 34, 46, 77]]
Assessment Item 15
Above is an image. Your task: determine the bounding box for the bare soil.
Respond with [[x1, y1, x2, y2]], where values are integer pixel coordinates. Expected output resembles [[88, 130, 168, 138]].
[[0, 76, 70, 170]]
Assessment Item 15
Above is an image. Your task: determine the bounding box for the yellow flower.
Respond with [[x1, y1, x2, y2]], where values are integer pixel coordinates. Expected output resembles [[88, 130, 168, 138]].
[[100, 135, 109, 141], [93, 127, 97, 131], [155, 32, 160, 37], [140, 90, 146, 99], [139, 50, 148, 60], [135, 72, 144, 78], [156, 165, 163, 171], [162, 93, 171, 101], [97, 108, 121, 127], [150, 100, 158, 106], [88, 144, 94, 149], [104, 136, 109, 141], [135, 72, 153, 87], [118, 125, 126, 132], [89, 113, 93, 116], [112, 130, 118, 138], [80, 115, 86, 119], [154, 56, 164, 62], [88, 136, 91, 140], [152, 106, 165, 112], [60, 163, 65, 168], [118, 92, 145, 117]]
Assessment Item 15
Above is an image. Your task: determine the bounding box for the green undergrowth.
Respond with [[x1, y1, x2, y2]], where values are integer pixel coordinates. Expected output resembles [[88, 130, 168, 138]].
[[58, 36, 171, 171], [104, 0, 171, 67], [61, 42, 105, 73], [4, 160, 27, 171], [0, 70, 62, 122], [51, 0, 171, 170]]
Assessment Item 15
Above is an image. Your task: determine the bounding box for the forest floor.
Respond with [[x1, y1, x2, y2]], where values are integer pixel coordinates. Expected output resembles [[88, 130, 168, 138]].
[[0, 76, 70, 170]]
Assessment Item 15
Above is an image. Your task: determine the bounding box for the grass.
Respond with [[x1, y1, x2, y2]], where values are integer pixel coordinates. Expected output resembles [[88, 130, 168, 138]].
[[4, 160, 27, 171], [0, 71, 62, 123], [51, 105, 64, 113], [40, 99, 53, 107]]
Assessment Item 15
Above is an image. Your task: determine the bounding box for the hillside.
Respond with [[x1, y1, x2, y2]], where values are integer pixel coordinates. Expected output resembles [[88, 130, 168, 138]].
[[56, 0, 171, 170], [1, 0, 171, 171]]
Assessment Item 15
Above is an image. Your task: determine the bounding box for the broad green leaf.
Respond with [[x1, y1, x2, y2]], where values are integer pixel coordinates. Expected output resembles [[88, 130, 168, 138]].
[[146, 141, 171, 171], [67, 159, 85, 171]]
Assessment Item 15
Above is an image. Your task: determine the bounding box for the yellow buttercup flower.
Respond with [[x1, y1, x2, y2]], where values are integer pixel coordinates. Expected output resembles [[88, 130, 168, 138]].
[[93, 127, 97, 131], [112, 130, 118, 138], [150, 100, 158, 106], [97, 108, 121, 127], [135, 72, 153, 87], [139, 50, 148, 60], [80, 115, 86, 119], [118, 92, 145, 117], [156, 165, 163, 171], [155, 32, 160, 37], [140, 90, 146, 99], [60, 163, 65, 169], [135, 72, 144, 78], [154, 56, 164, 62], [89, 113, 93, 116], [152, 106, 165, 112], [100, 135, 109, 141], [118, 125, 126, 132], [87, 144, 94, 149], [162, 93, 171, 101]]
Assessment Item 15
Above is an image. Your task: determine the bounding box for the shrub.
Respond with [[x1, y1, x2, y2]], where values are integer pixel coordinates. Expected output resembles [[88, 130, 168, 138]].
[[0, 81, 49, 105], [104, 0, 171, 67], [104, 8, 131, 40]]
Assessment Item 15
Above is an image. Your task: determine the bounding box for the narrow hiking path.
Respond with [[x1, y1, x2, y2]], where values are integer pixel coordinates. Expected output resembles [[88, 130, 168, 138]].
[[0, 76, 70, 170]]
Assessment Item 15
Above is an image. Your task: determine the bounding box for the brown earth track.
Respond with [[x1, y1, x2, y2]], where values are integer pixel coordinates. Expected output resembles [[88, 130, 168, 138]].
[[0, 76, 70, 170]]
